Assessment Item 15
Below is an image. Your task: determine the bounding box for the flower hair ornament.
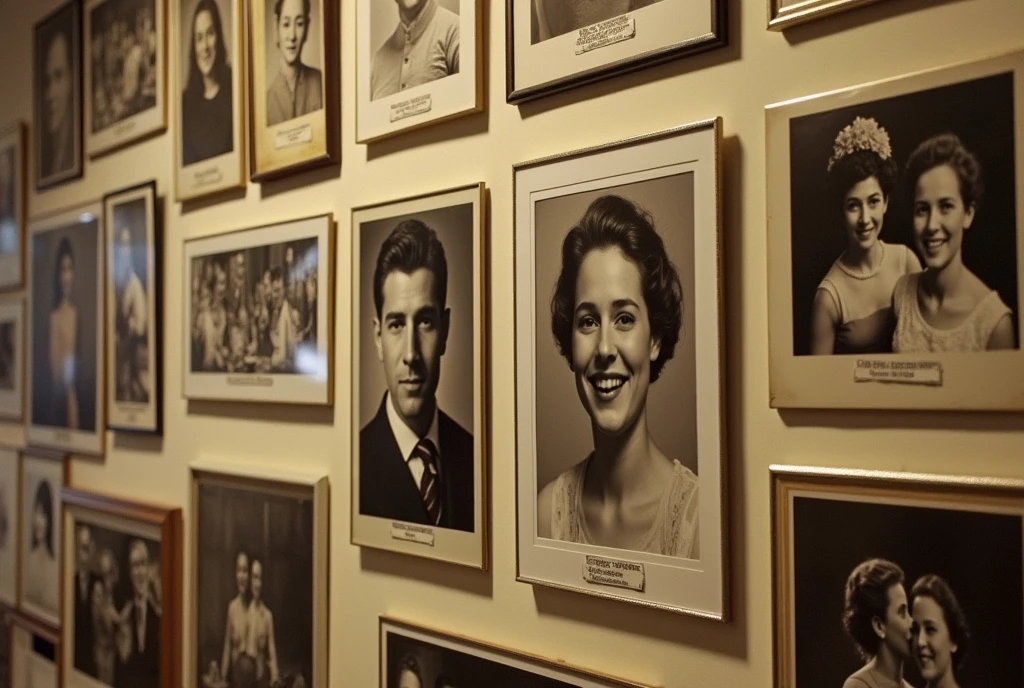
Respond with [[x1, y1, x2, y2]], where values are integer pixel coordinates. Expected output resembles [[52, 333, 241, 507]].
[[827, 117, 893, 171]]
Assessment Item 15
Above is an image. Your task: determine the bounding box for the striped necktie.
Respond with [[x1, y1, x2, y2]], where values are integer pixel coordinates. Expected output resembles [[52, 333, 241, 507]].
[[413, 438, 442, 525]]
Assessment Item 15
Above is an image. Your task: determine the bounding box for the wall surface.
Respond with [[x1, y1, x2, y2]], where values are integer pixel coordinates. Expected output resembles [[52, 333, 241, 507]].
[[1, 0, 1023, 686]]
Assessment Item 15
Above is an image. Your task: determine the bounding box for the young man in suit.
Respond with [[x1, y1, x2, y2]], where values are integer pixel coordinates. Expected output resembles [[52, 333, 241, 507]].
[[360, 219, 474, 532], [73, 525, 98, 677], [118, 539, 160, 688]]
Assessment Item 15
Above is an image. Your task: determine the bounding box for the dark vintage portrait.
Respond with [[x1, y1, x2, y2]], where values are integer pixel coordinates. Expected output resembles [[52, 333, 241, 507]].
[[0, 317, 16, 392], [530, 0, 665, 43], [0, 138, 19, 276], [180, 0, 234, 165], [110, 198, 150, 405], [89, 0, 159, 132], [0, 448, 17, 604], [263, 0, 323, 126], [790, 73, 1019, 356], [369, 0, 459, 102], [357, 203, 475, 532], [34, 1, 82, 186], [70, 522, 162, 688], [19, 455, 64, 624], [195, 479, 314, 688]]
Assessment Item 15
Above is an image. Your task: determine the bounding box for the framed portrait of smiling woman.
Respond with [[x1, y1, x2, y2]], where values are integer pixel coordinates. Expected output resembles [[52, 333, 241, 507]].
[[514, 121, 727, 618]]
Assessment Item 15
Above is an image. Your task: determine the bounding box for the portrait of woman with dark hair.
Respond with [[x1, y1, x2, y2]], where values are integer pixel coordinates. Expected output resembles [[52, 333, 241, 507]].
[[25, 479, 59, 612], [219, 548, 253, 687], [841, 558, 914, 688], [182, 0, 234, 165], [265, 0, 323, 126], [910, 574, 971, 688], [48, 236, 80, 429]]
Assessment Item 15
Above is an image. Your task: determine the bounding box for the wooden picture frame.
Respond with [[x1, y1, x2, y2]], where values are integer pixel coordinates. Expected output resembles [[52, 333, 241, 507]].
[[0, 299, 25, 421], [0, 123, 26, 290], [768, 0, 890, 31], [0, 447, 20, 607], [18, 449, 68, 628], [34, 0, 84, 190], [7, 608, 61, 688]]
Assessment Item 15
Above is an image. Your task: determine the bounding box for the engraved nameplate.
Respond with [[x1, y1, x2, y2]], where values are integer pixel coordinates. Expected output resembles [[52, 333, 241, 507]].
[[575, 16, 636, 55], [582, 555, 645, 592], [391, 522, 435, 546], [854, 359, 943, 386]]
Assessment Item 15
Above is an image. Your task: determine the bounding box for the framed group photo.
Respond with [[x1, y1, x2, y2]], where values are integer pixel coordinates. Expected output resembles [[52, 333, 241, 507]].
[[513, 120, 727, 618], [768, 0, 888, 30], [0, 123, 25, 289], [766, 51, 1024, 410], [0, 447, 19, 607], [19, 450, 68, 627], [34, 0, 84, 190], [0, 299, 25, 421], [771, 465, 1024, 688], [351, 184, 487, 568], [27, 203, 105, 455], [356, 0, 483, 142], [8, 610, 61, 688], [247, 0, 338, 180]]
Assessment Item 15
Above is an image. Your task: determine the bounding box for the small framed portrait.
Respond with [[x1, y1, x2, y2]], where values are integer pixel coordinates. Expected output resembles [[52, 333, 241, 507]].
[[84, 0, 168, 156], [771, 465, 1024, 688], [8, 609, 61, 688], [27, 203, 105, 455], [19, 450, 68, 627], [247, 0, 338, 180], [0, 123, 26, 290], [173, 0, 246, 201], [104, 181, 161, 434], [381, 617, 653, 687], [768, 0, 889, 30], [62, 487, 182, 688], [767, 51, 1024, 410], [182, 214, 334, 405], [514, 121, 728, 618], [506, 0, 726, 104], [34, 0, 84, 190], [351, 185, 487, 567], [191, 460, 329, 688], [0, 299, 25, 421], [0, 447, 20, 607], [356, 0, 483, 143]]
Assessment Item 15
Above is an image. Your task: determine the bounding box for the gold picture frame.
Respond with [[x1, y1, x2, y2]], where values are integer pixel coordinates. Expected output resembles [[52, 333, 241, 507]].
[[0, 122, 26, 290]]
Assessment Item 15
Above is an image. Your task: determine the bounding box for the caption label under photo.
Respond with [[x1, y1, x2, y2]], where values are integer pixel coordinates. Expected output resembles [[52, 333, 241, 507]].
[[391, 522, 435, 546], [853, 359, 943, 386], [582, 555, 646, 592], [574, 16, 636, 55]]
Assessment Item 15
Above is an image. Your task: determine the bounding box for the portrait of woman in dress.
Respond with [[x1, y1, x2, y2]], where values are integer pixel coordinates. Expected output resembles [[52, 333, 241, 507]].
[[48, 237, 80, 429], [219, 549, 253, 687], [842, 558, 914, 688], [265, 0, 322, 126], [536, 194, 699, 559], [910, 574, 970, 688], [25, 479, 59, 612], [182, 0, 234, 165]]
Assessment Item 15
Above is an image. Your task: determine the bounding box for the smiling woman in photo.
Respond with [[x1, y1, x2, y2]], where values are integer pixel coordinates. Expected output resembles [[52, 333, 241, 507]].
[[266, 0, 322, 126], [182, 0, 233, 165], [535, 194, 698, 559], [910, 574, 970, 688]]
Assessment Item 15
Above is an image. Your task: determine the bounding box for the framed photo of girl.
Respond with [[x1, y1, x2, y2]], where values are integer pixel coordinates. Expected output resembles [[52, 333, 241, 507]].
[[351, 184, 487, 569], [34, 0, 84, 191], [0, 447, 21, 607], [356, 0, 482, 143], [247, 0, 339, 180], [19, 449, 68, 627], [61, 487, 182, 688], [0, 299, 26, 421], [767, 51, 1024, 410], [173, 0, 246, 201], [27, 203, 106, 455], [104, 181, 161, 434], [7, 608, 61, 688], [0, 123, 26, 290], [771, 464, 1024, 688], [513, 120, 728, 619]]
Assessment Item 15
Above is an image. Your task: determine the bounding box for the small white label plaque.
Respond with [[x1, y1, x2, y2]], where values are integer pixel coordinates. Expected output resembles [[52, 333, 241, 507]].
[[390, 94, 433, 123], [582, 555, 645, 592], [274, 123, 314, 150], [390, 522, 435, 546], [854, 359, 943, 386], [574, 16, 636, 55]]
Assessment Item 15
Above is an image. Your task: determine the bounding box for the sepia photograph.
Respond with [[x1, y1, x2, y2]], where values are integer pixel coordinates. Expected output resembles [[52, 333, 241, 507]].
[[9, 610, 60, 688], [85, 0, 167, 155], [0, 300, 25, 420], [0, 124, 25, 290], [514, 122, 726, 618], [27, 204, 105, 455], [0, 447, 19, 606], [191, 463, 328, 688], [34, 0, 84, 190], [769, 0, 890, 30], [351, 185, 486, 568], [771, 465, 1024, 688], [19, 451, 67, 627]]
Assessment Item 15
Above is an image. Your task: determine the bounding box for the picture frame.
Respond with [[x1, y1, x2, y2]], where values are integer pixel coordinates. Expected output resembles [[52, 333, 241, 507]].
[[505, 0, 727, 104], [380, 617, 653, 687], [513, 120, 728, 619], [768, 0, 889, 31], [190, 460, 329, 688], [173, 0, 246, 201], [18, 449, 68, 628], [34, 0, 84, 191], [351, 184, 488, 569], [766, 51, 1024, 410], [0, 447, 20, 607], [771, 464, 1024, 688], [84, 0, 168, 156], [0, 123, 26, 290], [0, 299, 25, 421], [356, 0, 483, 143], [182, 213, 334, 405], [62, 487, 182, 688], [7, 608, 61, 688], [247, 0, 339, 180], [104, 180, 162, 434], [27, 202, 106, 455]]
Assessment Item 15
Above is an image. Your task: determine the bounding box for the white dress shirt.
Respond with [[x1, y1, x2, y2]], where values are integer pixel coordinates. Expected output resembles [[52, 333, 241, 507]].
[[385, 392, 440, 489]]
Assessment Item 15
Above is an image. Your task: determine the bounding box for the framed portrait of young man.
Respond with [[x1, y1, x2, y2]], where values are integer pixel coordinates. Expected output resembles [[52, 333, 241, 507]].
[[506, 0, 726, 104], [8, 609, 61, 688], [104, 181, 161, 434], [0, 299, 25, 421], [356, 0, 482, 143], [182, 213, 333, 405], [27, 204, 105, 455], [18, 450, 68, 627], [34, 0, 84, 190], [62, 487, 182, 688], [0, 123, 26, 290], [0, 447, 20, 607], [768, 0, 889, 30], [173, 0, 246, 201], [771, 465, 1024, 688], [351, 184, 487, 569], [247, 0, 339, 180], [84, 0, 168, 156], [766, 51, 1024, 410], [190, 461, 329, 688], [514, 121, 727, 618]]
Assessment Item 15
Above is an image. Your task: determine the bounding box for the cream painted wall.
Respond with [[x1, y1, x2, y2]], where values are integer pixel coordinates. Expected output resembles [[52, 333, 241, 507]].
[[1, 0, 1023, 686]]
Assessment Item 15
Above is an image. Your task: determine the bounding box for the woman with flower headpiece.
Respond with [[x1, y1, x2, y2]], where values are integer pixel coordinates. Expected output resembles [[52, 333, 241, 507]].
[[810, 117, 922, 355]]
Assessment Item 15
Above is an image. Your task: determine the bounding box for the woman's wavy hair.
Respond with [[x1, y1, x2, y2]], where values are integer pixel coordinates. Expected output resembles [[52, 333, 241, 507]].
[[184, 0, 230, 102], [842, 558, 905, 661], [905, 133, 984, 211], [31, 480, 54, 555], [910, 574, 970, 672]]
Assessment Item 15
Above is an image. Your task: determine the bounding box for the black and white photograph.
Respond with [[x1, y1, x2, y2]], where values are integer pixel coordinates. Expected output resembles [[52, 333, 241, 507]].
[[766, 51, 1024, 410], [351, 185, 486, 568], [381, 618, 653, 688], [105, 181, 161, 434], [0, 124, 25, 290], [769, 0, 890, 30], [191, 464, 328, 688], [771, 465, 1024, 688], [85, 0, 167, 155], [0, 300, 25, 420], [514, 122, 726, 618], [27, 204, 105, 455], [0, 447, 19, 606], [33, 0, 84, 189], [9, 611, 60, 688], [19, 451, 67, 627]]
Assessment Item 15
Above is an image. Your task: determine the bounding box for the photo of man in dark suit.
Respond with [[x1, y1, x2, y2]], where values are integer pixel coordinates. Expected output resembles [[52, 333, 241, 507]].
[[119, 538, 159, 688], [359, 219, 474, 532], [73, 524, 99, 677]]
